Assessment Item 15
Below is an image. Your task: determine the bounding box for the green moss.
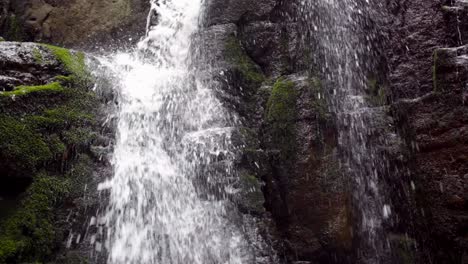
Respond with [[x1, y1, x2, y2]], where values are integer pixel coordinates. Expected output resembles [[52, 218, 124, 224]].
[[41, 44, 91, 87], [0, 115, 52, 174], [266, 78, 297, 157], [5, 16, 25, 42], [0, 37, 5, 42], [32, 48, 44, 64], [62, 128, 95, 147], [0, 43, 99, 262], [46, 134, 66, 157], [0, 82, 64, 97], [225, 36, 265, 85], [0, 174, 70, 263]]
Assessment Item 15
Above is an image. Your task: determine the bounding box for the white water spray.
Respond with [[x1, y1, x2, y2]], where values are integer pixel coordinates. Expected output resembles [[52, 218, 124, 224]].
[[97, 1, 255, 263], [299, 0, 391, 263]]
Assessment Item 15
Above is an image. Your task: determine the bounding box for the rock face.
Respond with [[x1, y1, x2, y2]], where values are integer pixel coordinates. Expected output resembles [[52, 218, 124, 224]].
[[0, 0, 466, 263], [198, 0, 353, 263], [0, 42, 109, 263], [385, 0, 468, 263], [0, 0, 149, 49], [202, 0, 468, 263]]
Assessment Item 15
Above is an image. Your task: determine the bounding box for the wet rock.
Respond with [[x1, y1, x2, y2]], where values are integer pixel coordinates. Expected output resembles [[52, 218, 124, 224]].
[[1, 0, 149, 49], [0, 41, 109, 263], [0, 41, 63, 87], [385, 0, 468, 262], [203, 0, 277, 26]]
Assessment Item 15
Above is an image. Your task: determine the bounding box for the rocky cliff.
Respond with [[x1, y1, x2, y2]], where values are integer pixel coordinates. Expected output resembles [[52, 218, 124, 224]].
[[0, 0, 466, 263], [386, 0, 468, 263]]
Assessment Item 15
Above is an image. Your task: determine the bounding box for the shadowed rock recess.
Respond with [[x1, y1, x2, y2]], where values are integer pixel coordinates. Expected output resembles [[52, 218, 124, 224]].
[[0, 0, 466, 263]]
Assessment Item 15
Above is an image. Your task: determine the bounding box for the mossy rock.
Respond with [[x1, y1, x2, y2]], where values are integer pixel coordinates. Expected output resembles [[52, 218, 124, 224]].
[[0, 115, 52, 175], [0, 82, 64, 97], [225, 36, 265, 87], [0, 43, 100, 262], [0, 174, 70, 263], [266, 78, 298, 159]]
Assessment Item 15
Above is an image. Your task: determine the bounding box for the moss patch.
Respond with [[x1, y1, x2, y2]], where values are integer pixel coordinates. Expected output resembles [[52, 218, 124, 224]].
[[0, 44, 99, 262], [42, 44, 91, 87], [225, 36, 265, 86], [0, 82, 64, 97], [266, 78, 297, 158], [0, 115, 52, 175], [32, 48, 44, 64], [0, 175, 70, 263]]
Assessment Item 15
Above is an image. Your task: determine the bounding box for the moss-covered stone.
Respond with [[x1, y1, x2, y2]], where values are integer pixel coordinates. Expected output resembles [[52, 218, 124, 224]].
[[225, 36, 265, 86], [0, 82, 64, 97], [0, 174, 70, 263], [266, 78, 297, 158], [42, 44, 91, 88], [0, 115, 52, 175], [0, 44, 100, 262]]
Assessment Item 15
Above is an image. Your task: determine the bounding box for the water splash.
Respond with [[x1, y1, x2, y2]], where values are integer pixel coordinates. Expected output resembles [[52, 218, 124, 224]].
[[96, 1, 256, 263], [298, 0, 391, 263]]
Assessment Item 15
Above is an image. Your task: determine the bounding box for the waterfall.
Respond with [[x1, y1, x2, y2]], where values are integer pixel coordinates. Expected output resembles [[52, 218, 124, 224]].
[[96, 0, 256, 263], [299, 0, 392, 263]]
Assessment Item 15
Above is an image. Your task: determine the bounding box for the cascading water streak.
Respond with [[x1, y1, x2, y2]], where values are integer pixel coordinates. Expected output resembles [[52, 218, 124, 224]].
[[298, 0, 391, 263], [97, 1, 254, 263]]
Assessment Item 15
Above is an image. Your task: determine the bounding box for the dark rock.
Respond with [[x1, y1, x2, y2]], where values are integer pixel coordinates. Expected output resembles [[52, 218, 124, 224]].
[[203, 0, 277, 26], [385, 0, 468, 262], [0, 0, 150, 50], [0, 41, 110, 263]]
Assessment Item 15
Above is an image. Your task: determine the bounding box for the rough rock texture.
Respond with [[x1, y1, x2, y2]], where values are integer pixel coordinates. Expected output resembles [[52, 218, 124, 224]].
[[0, 0, 466, 263], [0, 0, 149, 49], [386, 0, 468, 263], [0, 41, 110, 263], [199, 0, 353, 263]]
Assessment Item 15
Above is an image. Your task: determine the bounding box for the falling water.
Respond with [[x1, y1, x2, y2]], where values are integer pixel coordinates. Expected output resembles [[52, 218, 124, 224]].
[[298, 0, 391, 263], [96, 0, 256, 263]]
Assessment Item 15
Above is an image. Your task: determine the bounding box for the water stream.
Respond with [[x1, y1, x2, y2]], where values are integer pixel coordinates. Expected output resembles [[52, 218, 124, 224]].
[[299, 0, 392, 263], [96, 1, 255, 263]]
